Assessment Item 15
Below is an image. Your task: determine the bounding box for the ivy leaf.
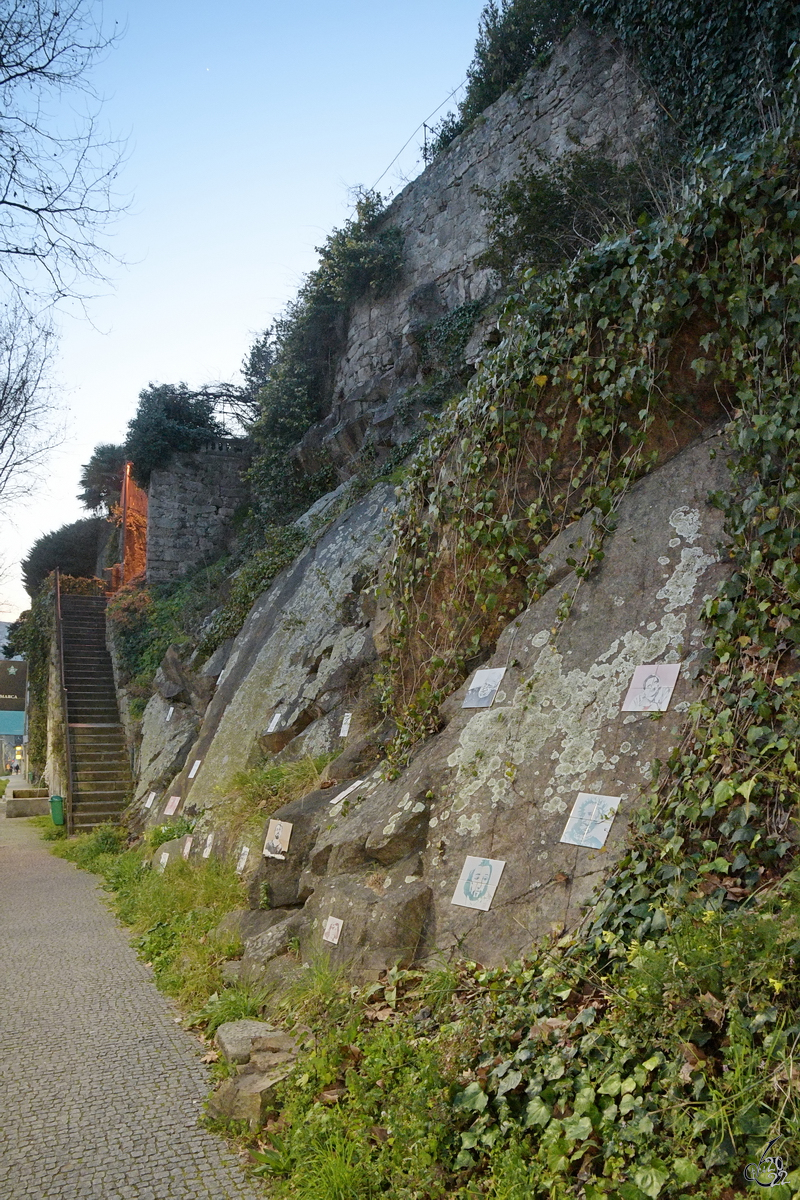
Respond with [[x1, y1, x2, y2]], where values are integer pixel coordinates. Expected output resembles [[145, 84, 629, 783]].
[[452, 1081, 488, 1113], [496, 1068, 523, 1097], [633, 1165, 669, 1197], [672, 1158, 701, 1185], [524, 1095, 552, 1128], [562, 1113, 593, 1144]]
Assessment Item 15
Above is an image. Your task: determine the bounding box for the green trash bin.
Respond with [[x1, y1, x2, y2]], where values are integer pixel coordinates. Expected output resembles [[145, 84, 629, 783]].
[[49, 795, 65, 826]]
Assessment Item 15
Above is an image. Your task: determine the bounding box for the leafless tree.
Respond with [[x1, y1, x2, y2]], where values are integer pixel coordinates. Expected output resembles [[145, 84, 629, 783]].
[[0, 304, 58, 503], [0, 0, 124, 310], [0, 1, 123, 510]]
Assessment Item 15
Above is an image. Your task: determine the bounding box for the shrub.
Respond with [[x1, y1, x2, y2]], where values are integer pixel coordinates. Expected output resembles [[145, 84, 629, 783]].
[[478, 145, 667, 282], [425, 0, 576, 159], [106, 562, 230, 704], [198, 524, 308, 655], [21, 517, 105, 596], [247, 190, 402, 526]]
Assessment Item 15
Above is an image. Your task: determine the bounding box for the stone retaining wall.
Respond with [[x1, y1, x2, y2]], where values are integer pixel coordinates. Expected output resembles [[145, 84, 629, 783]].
[[296, 25, 656, 476], [146, 440, 251, 585]]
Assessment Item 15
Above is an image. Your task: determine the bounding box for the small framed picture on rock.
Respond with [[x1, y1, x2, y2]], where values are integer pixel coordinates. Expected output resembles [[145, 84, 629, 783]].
[[621, 663, 680, 712], [560, 793, 621, 849], [451, 856, 506, 911], [322, 916, 343, 945], [263, 819, 293, 860], [462, 667, 506, 709]]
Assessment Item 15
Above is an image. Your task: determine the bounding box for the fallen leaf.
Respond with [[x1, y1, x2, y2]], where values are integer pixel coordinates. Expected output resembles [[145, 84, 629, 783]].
[[370, 1126, 389, 1143], [201, 1051, 219, 1063], [317, 1084, 347, 1105], [698, 992, 725, 1026], [528, 1018, 568, 1041], [365, 1004, 393, 1022], [678, 1042, 707, 1082]]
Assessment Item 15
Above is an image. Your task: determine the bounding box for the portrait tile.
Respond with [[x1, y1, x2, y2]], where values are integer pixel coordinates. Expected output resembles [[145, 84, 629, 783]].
[[560, 792, 621, 849], [621, 663, 681, 712], [462, 667, 507, 709], [451, 855, 506, 911], [263, 818, 293, 860]]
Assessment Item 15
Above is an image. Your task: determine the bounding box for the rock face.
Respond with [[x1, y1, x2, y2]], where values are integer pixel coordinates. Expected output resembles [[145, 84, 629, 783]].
[[131, 693, 199, 817], [296, 26, 656, 478], [133, 428, 732, 981], [297, 430, 730, 968], [158, 484, 396, 824]]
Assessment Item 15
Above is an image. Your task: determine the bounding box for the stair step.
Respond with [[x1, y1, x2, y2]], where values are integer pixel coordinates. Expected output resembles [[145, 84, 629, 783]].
[[67, 704, 119, 711], [75, 772, 132, 784], [72, 792, 131, 805]]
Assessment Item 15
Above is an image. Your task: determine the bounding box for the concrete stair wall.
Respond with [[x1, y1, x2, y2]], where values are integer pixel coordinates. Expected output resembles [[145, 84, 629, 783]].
[[60, 596, 133, 831]]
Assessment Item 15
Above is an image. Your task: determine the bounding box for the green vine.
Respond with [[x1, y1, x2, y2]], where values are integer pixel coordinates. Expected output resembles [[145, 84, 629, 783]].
[[5, 579, 54, 775], [247, 191, 402, 527], [198, 524, 308, 655], [580, 0, 799, 147]]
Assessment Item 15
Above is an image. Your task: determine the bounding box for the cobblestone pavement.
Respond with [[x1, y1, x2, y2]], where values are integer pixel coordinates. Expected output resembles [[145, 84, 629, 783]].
[[0, 808, 265, 1200]]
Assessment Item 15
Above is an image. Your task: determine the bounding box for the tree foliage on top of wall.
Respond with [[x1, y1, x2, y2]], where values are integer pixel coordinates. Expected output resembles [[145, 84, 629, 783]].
[[124, 383, 226, 488], [77, 442, 126, 513], [22, 516, 105, 596]]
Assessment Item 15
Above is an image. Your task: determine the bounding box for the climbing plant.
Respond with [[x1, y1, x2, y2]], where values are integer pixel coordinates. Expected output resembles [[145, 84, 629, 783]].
[[5, 580, 54, 774], [579, 0, 799, 146], [247, 190, 402, 526], [383, 109, 800, 768]]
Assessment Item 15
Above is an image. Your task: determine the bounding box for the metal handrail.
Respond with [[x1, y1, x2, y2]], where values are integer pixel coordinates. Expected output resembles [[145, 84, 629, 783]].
[[54, 568, 74, 835]]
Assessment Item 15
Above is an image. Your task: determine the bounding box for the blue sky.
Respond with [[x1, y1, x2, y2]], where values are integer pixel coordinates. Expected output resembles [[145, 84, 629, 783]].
[[3, 0, 485, 619]]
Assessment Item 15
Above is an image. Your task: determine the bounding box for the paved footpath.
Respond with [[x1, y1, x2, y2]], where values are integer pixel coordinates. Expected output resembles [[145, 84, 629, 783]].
[[0, 807, 265, 1200]]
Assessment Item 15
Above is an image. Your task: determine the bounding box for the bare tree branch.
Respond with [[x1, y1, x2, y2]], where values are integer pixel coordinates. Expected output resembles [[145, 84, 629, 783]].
[[0, 0, 125, 310], [0, 302, 59, 503]]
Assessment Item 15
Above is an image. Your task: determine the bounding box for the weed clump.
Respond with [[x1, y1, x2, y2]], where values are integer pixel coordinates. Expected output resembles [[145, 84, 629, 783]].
[[213, 754, 337, 840]]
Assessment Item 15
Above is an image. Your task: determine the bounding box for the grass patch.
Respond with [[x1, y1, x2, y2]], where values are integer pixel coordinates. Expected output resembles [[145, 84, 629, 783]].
[[27, 813, 66, 840], [188, 984, 269, 1037], [50, 821, 125, 870], [43, 823, 247, 1012], [214, 753, 337, 840], [146, 815, 195, 849]]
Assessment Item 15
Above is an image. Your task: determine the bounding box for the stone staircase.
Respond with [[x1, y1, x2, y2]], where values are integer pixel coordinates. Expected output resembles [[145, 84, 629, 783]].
[[60, 595, 133, 831]]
